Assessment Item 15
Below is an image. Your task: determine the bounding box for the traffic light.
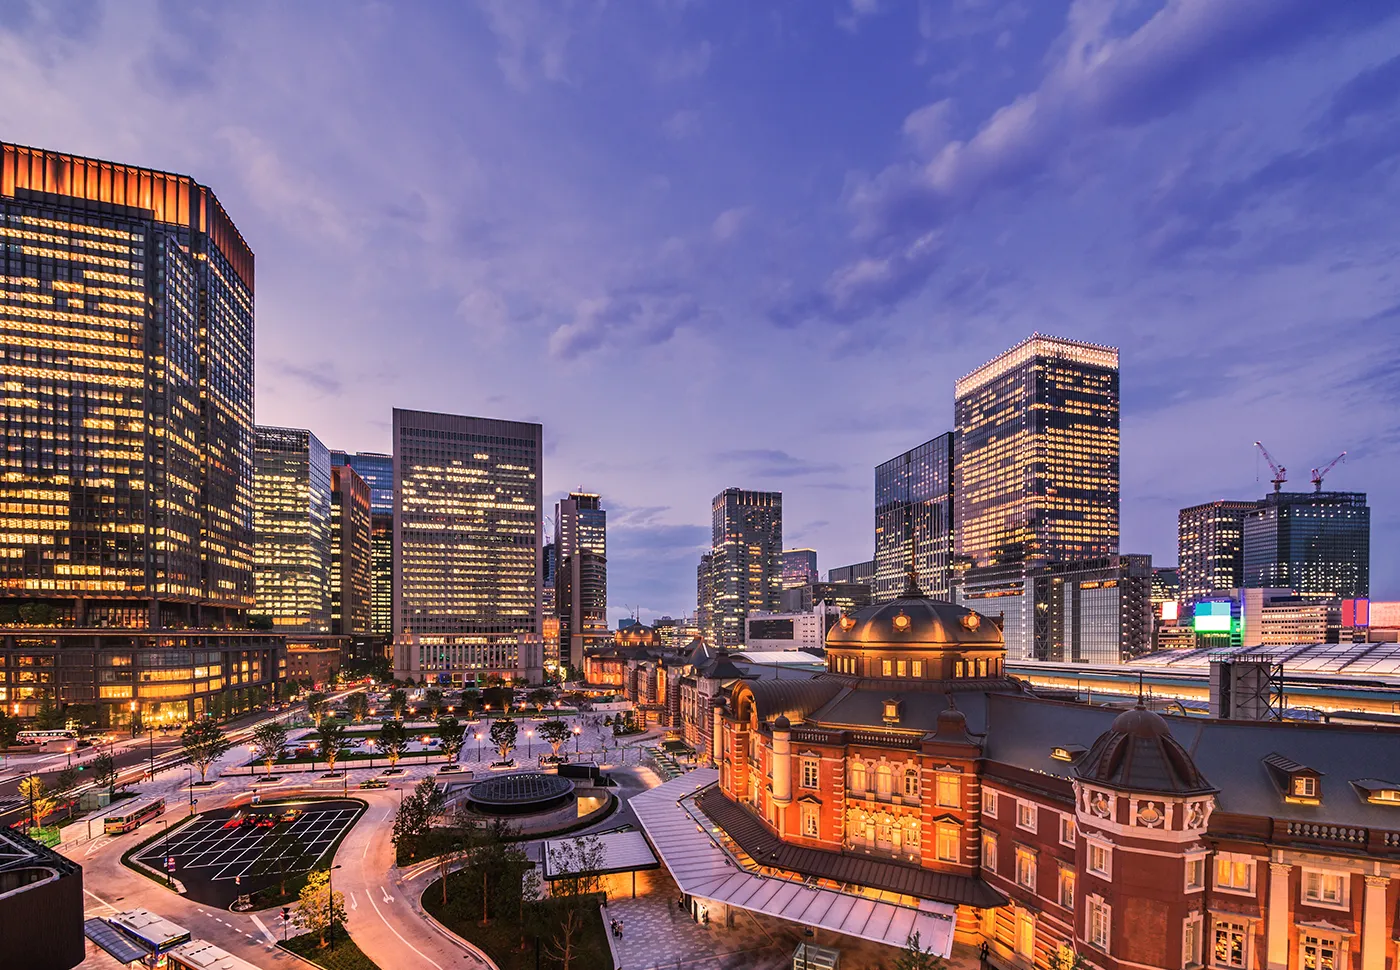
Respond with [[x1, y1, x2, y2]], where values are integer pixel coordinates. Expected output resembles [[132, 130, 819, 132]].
[[281, 907, 291, 921]]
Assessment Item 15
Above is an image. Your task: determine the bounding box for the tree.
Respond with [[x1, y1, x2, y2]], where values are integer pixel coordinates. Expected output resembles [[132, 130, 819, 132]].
[[92, 752, 117, 797], [539, 719, 571, 759], [894, 932, 947, 970], [294, 868, 347, 948], [18, 775, 55, 830], [542, 835, 607, 970], [0, 711, 18, 751], [314, 719, 348, 772], [391, 778, 446, 862], [1048, 947, 1089, 970], [437, 716, 465, 763], [345, 693, 368, 724], [389, 689, 407, 719], [528, 687, 552, 710], [181, 719, 231, 782], [55, 767, 79, 818], [423, 688, 443, 719], [460, 689, 481, 715], [482, 685, 512, 713], [489, 717, 518, 762], [305, 692, 328, 722], [251, 721, 288, 775], [376, 720, 409, 767], [35, 695, 64, 729]]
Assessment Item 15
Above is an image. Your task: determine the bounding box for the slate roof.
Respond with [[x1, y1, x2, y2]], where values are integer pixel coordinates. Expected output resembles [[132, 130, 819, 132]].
[[982, 692, 1400, 830], [698, 787, 1006, 909]]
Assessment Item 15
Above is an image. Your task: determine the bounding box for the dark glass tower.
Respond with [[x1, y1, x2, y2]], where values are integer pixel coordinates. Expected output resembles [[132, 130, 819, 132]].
[[1177, 500, 1260, 607], [874, 433, 955, 601], [954, 335, 1119, 569], [1243, 492, 1369, 599], [709, 488, 782, 648], [555, 491, 607, 672], [328, 450, 393, 636], [781, 549, 818, 590]]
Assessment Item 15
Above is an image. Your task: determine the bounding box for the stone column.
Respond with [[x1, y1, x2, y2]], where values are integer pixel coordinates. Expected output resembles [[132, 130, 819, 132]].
[[1266, 862, 1292, 970], [1361, 875, 1389, 970], [711, 700, 724, 765], [771, 717, 792, 805]]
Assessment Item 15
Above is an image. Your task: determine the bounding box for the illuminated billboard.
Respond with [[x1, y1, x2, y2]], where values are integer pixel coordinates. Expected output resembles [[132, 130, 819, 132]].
[[1161, 601, 1179, 622], [1193, 600, 1233, 633]]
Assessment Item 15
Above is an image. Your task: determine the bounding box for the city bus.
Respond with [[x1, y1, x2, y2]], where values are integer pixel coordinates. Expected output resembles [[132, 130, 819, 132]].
[[167, 939, 264, 970], [15, 729, 78, 745], [104, 797, 166, 834]]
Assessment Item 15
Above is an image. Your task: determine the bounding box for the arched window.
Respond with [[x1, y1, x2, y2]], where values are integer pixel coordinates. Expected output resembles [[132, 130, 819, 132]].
[[876, 764, 893, 795], [904, 817, 920, 846], [904, 768, 919, 797], [851, 760, 867, 792]]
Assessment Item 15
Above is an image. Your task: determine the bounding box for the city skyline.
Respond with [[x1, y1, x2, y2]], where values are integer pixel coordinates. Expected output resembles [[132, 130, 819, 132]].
[[6, 4, 1398, 619]]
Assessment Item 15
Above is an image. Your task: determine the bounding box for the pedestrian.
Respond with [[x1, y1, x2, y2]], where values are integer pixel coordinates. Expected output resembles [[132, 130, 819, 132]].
[[618, 920, 624, 939], [979, 940, 990, 970]]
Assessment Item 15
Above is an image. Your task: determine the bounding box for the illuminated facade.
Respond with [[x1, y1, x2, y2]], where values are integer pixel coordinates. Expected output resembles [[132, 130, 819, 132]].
[[707, 488, 783, 649], [253, 427, 332, 633], [781, 549, 818, 590], [329, 464, 372, 636], [954, 335, 1119, 570], [1244, 492, 1369, 600], [683, 590, 1400, 970], [391, 409, 543, 684], [875, 432, 956, 601], [1179, 501, 1260, 609], [328, 450, 393, 636], [828, 559, 875, 584], [0, 141, 255, 626], [0, 142, 278, 724], [555, 491, 607, 672], [697, 552, 715, 642]]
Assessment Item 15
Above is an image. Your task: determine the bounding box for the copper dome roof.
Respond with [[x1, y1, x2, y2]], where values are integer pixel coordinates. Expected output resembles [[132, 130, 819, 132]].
[[1074, 704, 1215, 795], [826, 595, 1003, 650]]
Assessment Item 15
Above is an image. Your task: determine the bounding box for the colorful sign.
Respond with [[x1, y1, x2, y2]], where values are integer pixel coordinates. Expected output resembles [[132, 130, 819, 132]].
[[1193, 600, 1233, 633]]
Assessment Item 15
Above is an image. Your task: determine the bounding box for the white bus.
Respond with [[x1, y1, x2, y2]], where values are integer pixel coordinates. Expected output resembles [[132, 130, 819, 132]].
[[167, 939, 264, 970], [104, 797, 166, 834], [15, 729, 78, 745]]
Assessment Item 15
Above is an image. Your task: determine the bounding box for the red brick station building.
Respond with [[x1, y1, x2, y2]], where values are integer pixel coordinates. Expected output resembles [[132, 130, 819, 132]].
[[682, 580, 1400, 970]]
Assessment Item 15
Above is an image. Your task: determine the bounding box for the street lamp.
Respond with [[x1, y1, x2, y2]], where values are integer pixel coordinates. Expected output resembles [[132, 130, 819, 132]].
[[327, 863, 343, 950], [161, 819, 172, 887], [526, 730, 533, 759], [474, 732, 482, 762], [573, 725, 581, 756], [187, 765, 195, 814], [65, 744, 74, 769]]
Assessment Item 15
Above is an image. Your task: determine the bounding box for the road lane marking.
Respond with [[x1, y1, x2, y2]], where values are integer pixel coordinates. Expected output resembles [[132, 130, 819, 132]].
[[381, 886, 394, 903], [250, 914, 278, 945], [83, 888, 118, 913], [349, 890, 358, 909], [362, 838, 369, 859], [367, 893, 443, 970]]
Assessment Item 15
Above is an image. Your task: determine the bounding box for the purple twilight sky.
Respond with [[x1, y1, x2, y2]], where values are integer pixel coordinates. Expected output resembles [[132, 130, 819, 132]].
[[4, 0, 1399, 623]]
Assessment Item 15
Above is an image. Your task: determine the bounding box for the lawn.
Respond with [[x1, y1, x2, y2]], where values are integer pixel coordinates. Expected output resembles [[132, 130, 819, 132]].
[[282, 928, 381, 970], [422, 875, 612, 970]]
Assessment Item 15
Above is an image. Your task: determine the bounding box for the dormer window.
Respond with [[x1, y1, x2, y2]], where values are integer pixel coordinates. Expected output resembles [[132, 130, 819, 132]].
[[1351, 779, 1400, 805], [1264, 753, 1323, 805], [1051, 744, 1086, 763], [883, 698, 902, 724]]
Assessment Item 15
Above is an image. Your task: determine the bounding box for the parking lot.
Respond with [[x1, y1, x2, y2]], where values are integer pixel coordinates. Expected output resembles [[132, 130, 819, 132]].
[[134, 799, 363, 906]]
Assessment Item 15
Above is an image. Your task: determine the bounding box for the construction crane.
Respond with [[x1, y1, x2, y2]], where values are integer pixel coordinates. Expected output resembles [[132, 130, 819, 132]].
[[1253, 441, 1287, 493], [1311, 452, 1346, 492]]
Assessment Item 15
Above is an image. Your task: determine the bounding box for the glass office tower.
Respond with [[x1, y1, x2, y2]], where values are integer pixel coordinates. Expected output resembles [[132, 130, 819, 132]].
[[392, 409, 543, 683], [1177, 500, 1260, 608], [781, 549, 818, 590], [0, 142, 278, 724], [874, 432, 955, 601], [253, 427, 333, 633], [1243, 491, 1370, 599], [708, 488, 782, 648], [330, 464, 372, 635], [554, 492, 607, 673], [954, 335, 1119, 569], [328, 450, 393, 636]]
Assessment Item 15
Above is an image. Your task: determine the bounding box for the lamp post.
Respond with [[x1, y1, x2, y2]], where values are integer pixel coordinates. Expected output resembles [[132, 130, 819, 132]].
[[65, 744, 74, 769], [187, 765, 194, 814], [474, 732, 482, 762], [148, 722, 155, 780], [327, 863, 343, 950], [573, 725, 581, 756], [161, 819, 172, 887], [526, 730, 533, 759]]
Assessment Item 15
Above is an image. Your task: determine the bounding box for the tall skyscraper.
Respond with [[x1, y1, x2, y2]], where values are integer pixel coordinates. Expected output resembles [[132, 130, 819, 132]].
[[708, 488, 782, 648], [554, 491, 607, 672], [330, 464, 372, 636], [874, 432, 956, 601], [329, 451, 393, 636], [391, 409, 543, 684], [1244, 491, 1370, 599], [955, 335, 1119, 659], [827, 560, 875, 584], [696, 552, 715, 643], [0, 142, 279, 725], [1177, 500, 1259, 608], [781, 549, 819, 590], [253, 427, 333, 633], [955, 335, 1119, 568]]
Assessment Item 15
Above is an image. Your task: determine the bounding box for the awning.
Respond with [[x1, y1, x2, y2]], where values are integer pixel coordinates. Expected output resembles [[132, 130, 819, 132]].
[[543, 830, 659, 880], [84, 918, 148, 965], [631, 769, 959, 958]]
